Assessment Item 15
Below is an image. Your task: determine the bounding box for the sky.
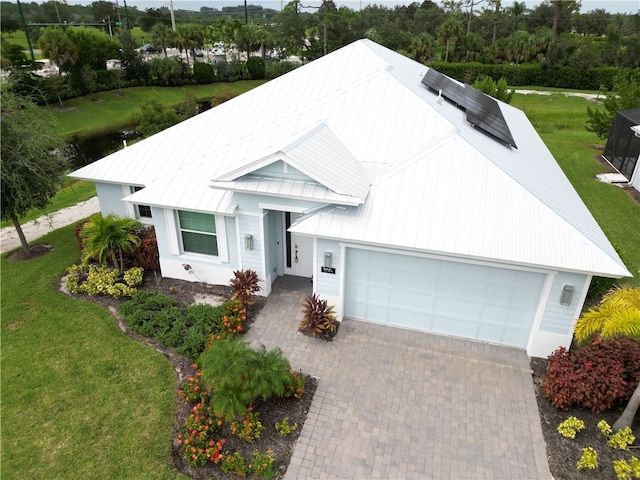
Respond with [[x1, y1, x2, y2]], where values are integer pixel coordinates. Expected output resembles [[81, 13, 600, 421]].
[[60, 0, 640, 14]]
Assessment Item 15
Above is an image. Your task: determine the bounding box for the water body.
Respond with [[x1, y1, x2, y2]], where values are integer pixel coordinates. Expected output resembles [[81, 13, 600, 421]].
[[66, 129, 141, 169], [66, 101, 212, 169]]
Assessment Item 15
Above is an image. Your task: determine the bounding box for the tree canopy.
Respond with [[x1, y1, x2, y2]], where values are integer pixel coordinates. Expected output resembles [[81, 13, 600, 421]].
[[0, 88, 66, 255], [586, 72, 640, 139]]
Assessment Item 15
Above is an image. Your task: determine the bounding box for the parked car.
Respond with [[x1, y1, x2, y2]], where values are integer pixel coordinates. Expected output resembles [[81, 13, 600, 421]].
[[139, 44, 158, 54]]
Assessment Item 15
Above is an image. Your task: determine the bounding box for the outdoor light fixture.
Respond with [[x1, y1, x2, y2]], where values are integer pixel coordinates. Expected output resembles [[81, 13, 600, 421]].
[[560, 284, 574, 306], [244, 234, 253, 251], [324, 251, 332, 269]]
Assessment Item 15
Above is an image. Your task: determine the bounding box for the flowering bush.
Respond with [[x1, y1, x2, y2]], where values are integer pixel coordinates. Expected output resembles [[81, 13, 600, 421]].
[[177, 402, 226, 466], [221, 300, 247, 334], [230, 409, 265, 443], [250, 450, 276, 479], [220, 451, 248, 476], [285, 369, 306, 399], [178, 367, 208, 404]]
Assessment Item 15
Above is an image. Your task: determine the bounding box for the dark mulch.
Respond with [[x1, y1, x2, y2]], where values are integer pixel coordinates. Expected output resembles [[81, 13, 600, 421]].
[[530, 357, 639, 480], [5, 243, 55, 262], [58, 272, 316, 480]]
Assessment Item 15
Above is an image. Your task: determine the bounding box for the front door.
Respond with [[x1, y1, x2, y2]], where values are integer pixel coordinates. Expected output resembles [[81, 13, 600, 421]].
[[284, 212, 313, 278]]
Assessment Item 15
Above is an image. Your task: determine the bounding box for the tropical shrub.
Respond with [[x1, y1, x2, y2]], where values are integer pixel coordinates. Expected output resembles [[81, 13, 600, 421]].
[[249, 450, 276, 479], [199, 337, 299, 418], [247, 56, 266, 80], [299, 293, 338, 340], [557, 416, 585, 439], [275, 417, 298, 436], [193, 61, 215, 84], [119, 291, 226, 359], [124, 225, 160, 271], [577, 447, 598, 470], [80, 213, 142, 274], [220, 451, 248, 476], [542, 337, 640, 413], [229, 269, 262, 308], [65, 264, 143, 298], [230, 409, 265, 443], [613, 457, 640, 480]]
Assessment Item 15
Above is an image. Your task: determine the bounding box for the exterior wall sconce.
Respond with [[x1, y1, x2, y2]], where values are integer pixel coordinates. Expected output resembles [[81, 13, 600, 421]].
[[244, 234, 253, 251], [560, 284, 574, 306], [324, 251, 332, 269]]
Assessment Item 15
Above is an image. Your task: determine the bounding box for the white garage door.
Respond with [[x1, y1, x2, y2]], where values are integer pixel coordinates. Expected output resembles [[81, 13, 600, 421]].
[[344, 249, 546, 348]]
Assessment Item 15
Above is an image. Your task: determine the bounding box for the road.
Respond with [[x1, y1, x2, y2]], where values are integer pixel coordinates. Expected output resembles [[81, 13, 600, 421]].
[[0, 197, 100, 254]]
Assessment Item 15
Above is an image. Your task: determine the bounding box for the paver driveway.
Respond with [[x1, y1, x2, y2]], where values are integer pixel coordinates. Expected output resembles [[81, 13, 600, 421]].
[[246, 287, 552, 479]]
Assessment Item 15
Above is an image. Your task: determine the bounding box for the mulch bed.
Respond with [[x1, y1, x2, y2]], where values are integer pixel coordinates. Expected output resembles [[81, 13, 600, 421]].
[[530, 357, 639, 480], [55, 271, 316, 480]]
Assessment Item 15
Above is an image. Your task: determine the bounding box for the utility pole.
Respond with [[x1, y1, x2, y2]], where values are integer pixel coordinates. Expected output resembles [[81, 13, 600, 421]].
[[169, 0, 176, 31], [244, 0, 249, 24], [16, 0, 35, 61]]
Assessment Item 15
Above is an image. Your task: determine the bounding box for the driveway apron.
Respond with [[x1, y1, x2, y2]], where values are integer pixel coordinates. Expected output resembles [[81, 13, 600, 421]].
[[245, 287, 552, 479]]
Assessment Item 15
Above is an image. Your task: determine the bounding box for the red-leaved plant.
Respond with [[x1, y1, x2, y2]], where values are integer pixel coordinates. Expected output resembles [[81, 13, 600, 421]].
[[299, 293, 338, 340], [229, 269, 261, 308], [542, 336, 640, 413]]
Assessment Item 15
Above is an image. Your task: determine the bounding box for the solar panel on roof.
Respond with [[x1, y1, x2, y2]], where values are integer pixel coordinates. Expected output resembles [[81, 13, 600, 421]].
[[421, 69, 466, 108], [465, 86, 517, 148]]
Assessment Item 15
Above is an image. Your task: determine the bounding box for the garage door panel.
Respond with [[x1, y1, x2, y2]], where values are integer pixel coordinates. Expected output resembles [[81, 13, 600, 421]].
[[345, 249, 545, 348], [435, 297, 484, 319]]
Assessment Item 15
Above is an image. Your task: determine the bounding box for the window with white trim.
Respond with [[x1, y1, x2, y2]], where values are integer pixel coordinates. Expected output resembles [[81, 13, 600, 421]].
[[178, 211, 218, 256], [131, 186, 152, 218]]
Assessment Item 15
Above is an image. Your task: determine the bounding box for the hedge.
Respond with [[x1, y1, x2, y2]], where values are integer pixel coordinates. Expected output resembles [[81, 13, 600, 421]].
[[426, 62, 629, 90]]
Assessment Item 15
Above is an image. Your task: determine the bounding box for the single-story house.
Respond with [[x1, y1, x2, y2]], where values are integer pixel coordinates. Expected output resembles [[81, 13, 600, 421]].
[[603, 108, 640, 192], [71, 39, 631, 358]]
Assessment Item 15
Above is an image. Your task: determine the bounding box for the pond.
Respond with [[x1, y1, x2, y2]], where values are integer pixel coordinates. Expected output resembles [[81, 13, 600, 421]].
[[66, 101, 212, 169], [66, 128, 141, 169]]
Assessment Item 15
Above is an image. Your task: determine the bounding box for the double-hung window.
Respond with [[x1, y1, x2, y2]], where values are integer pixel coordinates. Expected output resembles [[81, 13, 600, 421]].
[[178, 211, 218, 256]]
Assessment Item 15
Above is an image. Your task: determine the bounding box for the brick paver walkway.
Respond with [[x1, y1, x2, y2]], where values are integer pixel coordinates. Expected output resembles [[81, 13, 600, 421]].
[[246, 287, 552, 479]]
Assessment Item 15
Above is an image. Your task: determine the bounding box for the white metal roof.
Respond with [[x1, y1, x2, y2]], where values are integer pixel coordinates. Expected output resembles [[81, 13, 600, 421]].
[[74, 39, 630, 278]]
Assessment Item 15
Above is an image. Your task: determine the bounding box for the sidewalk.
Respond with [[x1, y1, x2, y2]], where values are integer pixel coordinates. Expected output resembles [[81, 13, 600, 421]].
[[0, 197, 100, 254]]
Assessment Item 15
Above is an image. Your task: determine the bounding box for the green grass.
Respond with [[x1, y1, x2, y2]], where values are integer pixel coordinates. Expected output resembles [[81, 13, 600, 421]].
[[1, 179, 96, 229], [1, 224, 187, 480], [512, 93, 640, 285], [50, 81, 267, 138]]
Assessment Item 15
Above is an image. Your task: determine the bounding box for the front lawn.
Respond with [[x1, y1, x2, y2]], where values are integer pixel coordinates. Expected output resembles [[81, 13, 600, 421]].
[[0, 225, 185, 480]]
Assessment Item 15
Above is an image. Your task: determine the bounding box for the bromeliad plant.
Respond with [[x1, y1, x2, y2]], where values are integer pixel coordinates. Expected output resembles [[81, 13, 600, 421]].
[[229, 269, 262, 308], [299, 293, 338, 340]]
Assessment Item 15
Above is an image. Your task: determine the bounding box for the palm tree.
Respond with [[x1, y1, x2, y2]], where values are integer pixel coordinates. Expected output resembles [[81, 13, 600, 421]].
[[151, 22, 176, 58], [38, 27, 77, 75], [436, 17, 462, 63], [176, 24, 204, 67], [574, 286, 640, 430], [406, 33, 436, 64], [80, 214, 142, 274]]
